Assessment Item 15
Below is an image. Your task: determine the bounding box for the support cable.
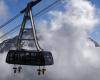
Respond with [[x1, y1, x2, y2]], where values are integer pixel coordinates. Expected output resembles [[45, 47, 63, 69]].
[[34, 0, 61, 17], [0, 0, 61, 31], [0, 13, 21, 30], [0, 0, 61, 40], [0, 24, 21, 39]]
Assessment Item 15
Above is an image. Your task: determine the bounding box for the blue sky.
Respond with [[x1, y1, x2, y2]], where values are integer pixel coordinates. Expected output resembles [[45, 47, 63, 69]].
[[91, 0, 100, 8], [5, 0, 100, 15], [90, 0, 100, 43], [0, 0, 62, 39], [6, 0, 61, 17], [0, 0, 100, 41]]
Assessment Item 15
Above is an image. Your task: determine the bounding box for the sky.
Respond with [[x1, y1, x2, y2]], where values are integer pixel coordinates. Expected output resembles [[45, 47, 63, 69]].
[[90, 0, 100, 43], [0, 0, 100, 80], [0, 0, 64, 41], [0, 0, 99, 41], [91, 0, 100, 8]]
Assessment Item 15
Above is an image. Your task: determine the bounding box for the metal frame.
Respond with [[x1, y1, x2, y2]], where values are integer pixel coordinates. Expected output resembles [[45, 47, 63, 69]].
[[16, 2, 42, 51]]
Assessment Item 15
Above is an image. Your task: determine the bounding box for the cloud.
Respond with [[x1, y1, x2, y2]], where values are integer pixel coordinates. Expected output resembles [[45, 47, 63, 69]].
[[0, 1, 8, 16], [50, 0, 98, 31], [0, 1, 12, 79], [37, 0, 100, 80], [0, 53, 11, 80], [0, 0, 9, 22], [0, 0, 100, 80], [0, 0, 10, 43]]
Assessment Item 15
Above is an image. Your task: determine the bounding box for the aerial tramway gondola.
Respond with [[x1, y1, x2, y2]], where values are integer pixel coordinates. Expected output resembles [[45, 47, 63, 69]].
[[6, 0, 54, 75]]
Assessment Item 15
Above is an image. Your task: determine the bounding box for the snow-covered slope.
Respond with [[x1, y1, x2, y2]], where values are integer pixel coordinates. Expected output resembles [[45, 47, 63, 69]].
[[0, 29, 41, 53]]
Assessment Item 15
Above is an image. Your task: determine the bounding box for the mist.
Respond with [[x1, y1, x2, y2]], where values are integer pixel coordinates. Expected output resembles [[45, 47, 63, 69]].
[[0, 0, 100, 80]]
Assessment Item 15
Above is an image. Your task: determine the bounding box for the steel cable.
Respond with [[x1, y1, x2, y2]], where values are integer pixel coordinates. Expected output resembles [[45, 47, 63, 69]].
[[0, 13, 21, 30], [0, 0, 61, 40]]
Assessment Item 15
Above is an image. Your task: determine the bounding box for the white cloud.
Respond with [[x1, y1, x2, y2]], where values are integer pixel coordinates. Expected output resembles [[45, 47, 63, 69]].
[[0, 1, 8, 16], [0, 53, 11, 80], [0, 0, 100, 80], [36, 0, 100, 80], [49, 0, 98, 31], [0, 0, 10, 43], [0, 0, 9, 21]]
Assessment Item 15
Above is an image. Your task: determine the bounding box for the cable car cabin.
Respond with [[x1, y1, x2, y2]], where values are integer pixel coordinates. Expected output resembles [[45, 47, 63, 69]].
[[6, 49, 54, 66]]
